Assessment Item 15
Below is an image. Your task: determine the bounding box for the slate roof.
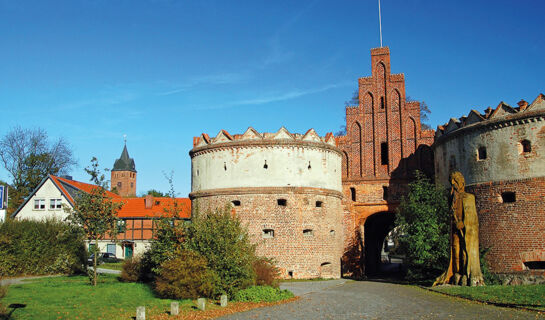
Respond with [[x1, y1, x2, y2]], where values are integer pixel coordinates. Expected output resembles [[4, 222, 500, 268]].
[[112, 144, 136, 172]]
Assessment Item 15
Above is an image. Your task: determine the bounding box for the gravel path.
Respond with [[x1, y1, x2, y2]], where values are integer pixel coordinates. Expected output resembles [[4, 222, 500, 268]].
[[220, 280, 544, 319]]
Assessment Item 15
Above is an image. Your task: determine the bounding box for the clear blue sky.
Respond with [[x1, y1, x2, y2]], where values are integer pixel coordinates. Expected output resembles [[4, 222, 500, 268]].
[[1, 0, 544, 197]]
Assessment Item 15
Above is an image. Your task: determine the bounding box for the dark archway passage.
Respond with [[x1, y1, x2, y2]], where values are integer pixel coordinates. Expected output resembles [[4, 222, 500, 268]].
[[364, 211, 396, 276]]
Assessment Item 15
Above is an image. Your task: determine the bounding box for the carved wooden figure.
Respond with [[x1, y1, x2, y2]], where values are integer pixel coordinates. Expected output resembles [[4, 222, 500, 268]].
[[434, 171, 485, 286]]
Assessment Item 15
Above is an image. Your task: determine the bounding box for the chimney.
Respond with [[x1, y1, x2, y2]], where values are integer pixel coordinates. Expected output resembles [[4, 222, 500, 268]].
[[144, 194, 153, 209], [517, 99, 528, 111]]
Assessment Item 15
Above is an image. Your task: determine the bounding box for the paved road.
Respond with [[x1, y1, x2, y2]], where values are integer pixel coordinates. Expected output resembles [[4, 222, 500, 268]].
[[220, 280, 544, 319]]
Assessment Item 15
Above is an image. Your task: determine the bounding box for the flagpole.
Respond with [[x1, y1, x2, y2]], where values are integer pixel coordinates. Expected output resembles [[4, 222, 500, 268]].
[[378, 0, 383, 47]]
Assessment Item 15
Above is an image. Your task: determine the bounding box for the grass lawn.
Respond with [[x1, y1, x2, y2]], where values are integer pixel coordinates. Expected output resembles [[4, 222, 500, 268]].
[[433, 284, 545, 311], [1, 274, 192, 320], [1, 274, 297, 320], [99, 262, 123, 271]]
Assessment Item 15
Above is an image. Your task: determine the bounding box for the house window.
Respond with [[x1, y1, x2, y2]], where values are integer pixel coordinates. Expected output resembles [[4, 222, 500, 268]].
[[303, 229, 314, 237], [478, 147, 487, 160], [49, 199, 62, 210], [231, 200, 241, 206], [34, 199, 45, 210], [117, 182, 122, 188], [350, 187, 356, 201], [117, 220, 126, 233], [106, 244, 116, 255], [381, 142, 389, 165], [130, 182, 134, 188], [501, 192, 516, 203], [277, 199, 287, 206], [262, 229, 274, 238], [315, 201, 323, 208], [520, 140, 531, 153]]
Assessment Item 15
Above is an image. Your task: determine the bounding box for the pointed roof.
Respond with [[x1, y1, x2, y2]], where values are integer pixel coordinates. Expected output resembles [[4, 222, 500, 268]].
[[112, 144, 136, 172]]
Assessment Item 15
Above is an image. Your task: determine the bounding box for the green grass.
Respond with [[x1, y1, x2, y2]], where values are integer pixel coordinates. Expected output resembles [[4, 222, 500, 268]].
[[1, 274, 193, 319], [433, 284, 545, 311], [99, 262, 123, 271]]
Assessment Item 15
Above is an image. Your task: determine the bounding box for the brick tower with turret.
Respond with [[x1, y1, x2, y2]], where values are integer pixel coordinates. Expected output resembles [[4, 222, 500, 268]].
[[111, 144, 137, 197]]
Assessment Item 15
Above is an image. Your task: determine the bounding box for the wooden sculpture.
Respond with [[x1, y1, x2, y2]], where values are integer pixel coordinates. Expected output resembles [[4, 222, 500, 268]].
[[434, 171, 485, 286]]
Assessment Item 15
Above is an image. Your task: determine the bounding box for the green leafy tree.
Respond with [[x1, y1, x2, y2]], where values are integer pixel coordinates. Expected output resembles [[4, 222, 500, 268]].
[[395, 171, 450, 281], [145, 189, 166, 197], [0, 127, 76, 213], [64, 157, 123, 286], [184, 205, 257, 297]]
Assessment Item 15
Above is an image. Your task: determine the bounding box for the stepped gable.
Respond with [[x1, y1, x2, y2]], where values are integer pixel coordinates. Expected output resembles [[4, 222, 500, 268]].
[[435, 94, 545, 138], [191, 127, 337, 148]]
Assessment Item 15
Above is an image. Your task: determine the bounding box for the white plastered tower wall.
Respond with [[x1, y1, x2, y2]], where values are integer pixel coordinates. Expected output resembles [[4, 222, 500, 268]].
[[190, 127, 344, 279]]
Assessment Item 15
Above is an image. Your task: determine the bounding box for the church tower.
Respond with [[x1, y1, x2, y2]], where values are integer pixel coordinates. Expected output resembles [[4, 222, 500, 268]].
[[111, 144, 137, 197]]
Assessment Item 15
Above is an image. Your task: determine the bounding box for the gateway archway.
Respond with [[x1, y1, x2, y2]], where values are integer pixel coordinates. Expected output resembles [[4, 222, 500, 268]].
[[364, 211, 396, 276]]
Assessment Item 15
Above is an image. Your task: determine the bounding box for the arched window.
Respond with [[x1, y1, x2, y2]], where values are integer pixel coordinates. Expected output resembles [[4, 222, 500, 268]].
[[350, 187, 356, 201], [520, 140, 531, 153], [231, 200, 241, 207]]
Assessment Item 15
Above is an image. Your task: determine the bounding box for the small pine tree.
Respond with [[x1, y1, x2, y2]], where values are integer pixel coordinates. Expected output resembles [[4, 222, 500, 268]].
[[395, 171, 450, 281]]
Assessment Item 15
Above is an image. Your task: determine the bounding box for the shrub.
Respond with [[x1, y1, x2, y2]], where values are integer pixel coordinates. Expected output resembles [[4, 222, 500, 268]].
[[254, 258, 280, 287], [480, 248, 501, 285], [154, 249, 218, 299], [120, 257, 144, 283], [0, 219, 86, 276], [395, 171, 450, 281], [233, 286, 294, 303], [0, 280, 7, 318], [184, 205, 257, 297]]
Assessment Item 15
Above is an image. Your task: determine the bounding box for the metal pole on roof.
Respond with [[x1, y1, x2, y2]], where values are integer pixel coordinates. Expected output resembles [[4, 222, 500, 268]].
[[378, 0, 383, 47]]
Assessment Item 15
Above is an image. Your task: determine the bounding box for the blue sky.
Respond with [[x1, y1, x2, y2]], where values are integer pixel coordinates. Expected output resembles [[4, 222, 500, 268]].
[[1, 0, 544, 197]]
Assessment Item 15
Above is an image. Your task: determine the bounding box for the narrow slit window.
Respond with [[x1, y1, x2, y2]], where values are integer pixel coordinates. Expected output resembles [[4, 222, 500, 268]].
[[224, 162, 227, 171], [382, 186, 388, 200], [263, 160, 268, 169], [350, 187, 356, 201], [231, 200, 241, 207], [501, 192, 516, 203], [478, 147, 487, 160], [521, 140, 531, 153], [308, 161, 312, 170], [315, 201, 323, 208], [303, 229, 314, 237], [277, 199, 287, 206], [262, 229, 274, 238], [381, 142, 389, 165], [380, 96, 385, 109]]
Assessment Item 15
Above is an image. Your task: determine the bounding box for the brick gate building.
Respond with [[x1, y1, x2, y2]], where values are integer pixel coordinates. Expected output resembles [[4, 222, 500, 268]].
[[336, 47, 434, 276]]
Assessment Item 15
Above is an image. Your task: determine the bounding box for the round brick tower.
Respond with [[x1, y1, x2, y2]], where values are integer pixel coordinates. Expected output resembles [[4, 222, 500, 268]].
[[189, 127, 343, 279], [434, 94, 545, 283]]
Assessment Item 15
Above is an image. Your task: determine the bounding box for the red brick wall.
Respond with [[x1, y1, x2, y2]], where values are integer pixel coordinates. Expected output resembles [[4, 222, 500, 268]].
[[336, 47, 434, 275], [467, 177, 545, 274], [111, 171, 137, 197], [192, 189, 344, 279]]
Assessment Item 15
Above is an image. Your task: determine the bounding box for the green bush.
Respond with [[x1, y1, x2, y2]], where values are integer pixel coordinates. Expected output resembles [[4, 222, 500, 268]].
[[120, 257, 143, 283], [0, 280, 7, 318], [480, 248, 501, 285], [254, 258, 280, 288], [0, 219, 86, 276], [154, 249, 218, 299], [233, 286, 294, 302], [184, 205, 257, 297], [395, 171, 450, 281]]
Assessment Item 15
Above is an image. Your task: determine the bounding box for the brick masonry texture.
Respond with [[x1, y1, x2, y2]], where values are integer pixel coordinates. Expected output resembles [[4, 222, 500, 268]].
[[192, 191, 343, 279], [468, 177, 545, 274], [336, 47, 434, 276], [111, 170, 136, 197]]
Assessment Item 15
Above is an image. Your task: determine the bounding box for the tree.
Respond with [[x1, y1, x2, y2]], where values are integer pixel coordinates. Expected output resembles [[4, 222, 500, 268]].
[[64, 157, 123, 286], [395, 171, 450, 281], [145, 189, 166, 197], [0, 127, 76, 213], [184, 205, 257, 297]]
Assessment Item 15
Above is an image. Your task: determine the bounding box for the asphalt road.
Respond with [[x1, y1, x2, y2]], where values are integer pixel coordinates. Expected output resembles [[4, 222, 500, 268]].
[[219, 280, 544, 319]]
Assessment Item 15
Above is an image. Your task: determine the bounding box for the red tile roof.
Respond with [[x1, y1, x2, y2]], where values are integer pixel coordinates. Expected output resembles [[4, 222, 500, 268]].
[[114, 197, 191, 218], [50, 175, 190, 219]]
